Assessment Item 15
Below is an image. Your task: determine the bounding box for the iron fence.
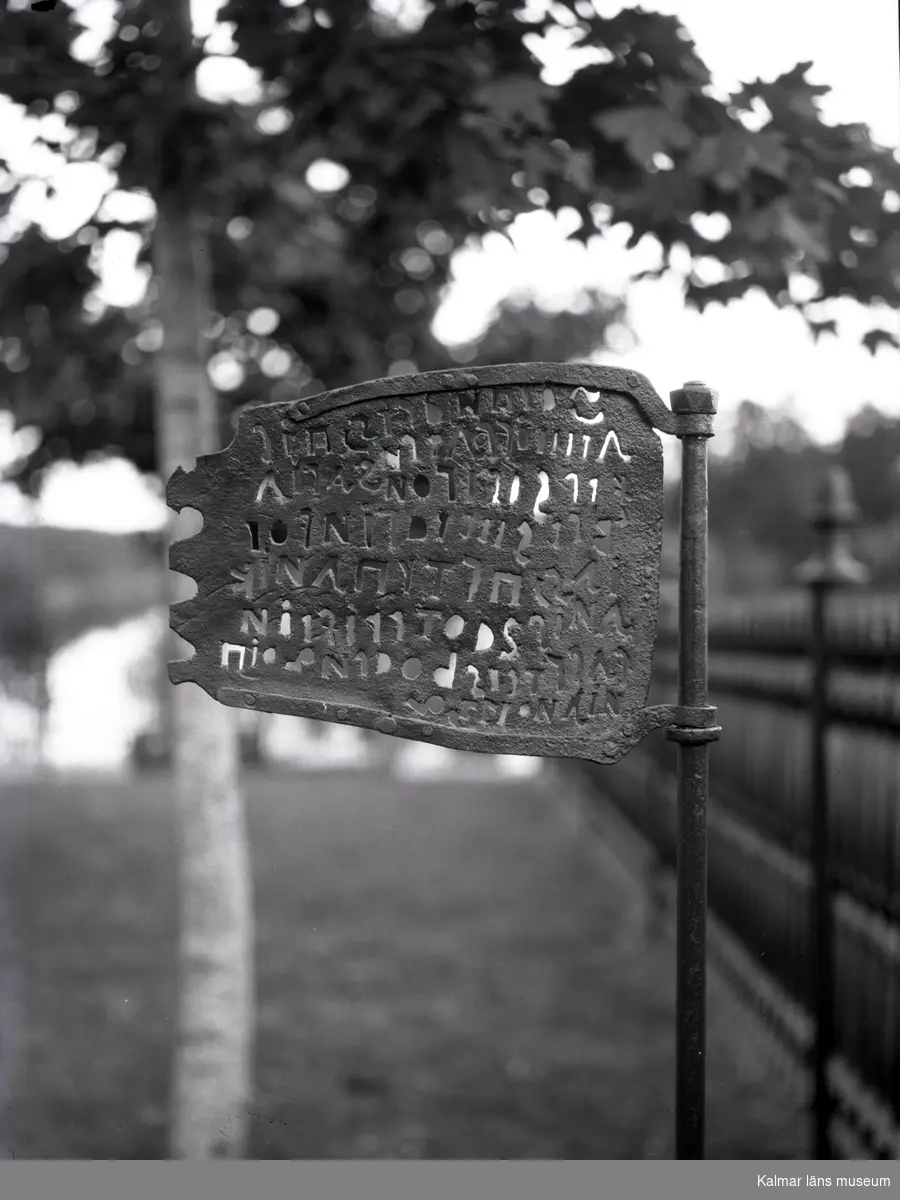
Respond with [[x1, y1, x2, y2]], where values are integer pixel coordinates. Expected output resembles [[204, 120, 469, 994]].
[[577, 475, 900, 1159]]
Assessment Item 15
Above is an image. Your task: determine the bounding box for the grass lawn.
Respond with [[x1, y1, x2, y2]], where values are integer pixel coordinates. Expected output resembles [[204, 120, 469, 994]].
[[4, 765, 805, 1159]]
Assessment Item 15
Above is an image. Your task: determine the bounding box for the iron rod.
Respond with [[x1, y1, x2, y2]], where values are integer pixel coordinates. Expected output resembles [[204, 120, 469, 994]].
[[675, 429, 710, 1160], [810, 580, 834, 1158], [799, 465, 866, 1158]]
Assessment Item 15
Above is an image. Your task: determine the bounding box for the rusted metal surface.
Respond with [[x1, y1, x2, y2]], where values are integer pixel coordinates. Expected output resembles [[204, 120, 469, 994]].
[[666, 381, 720, 1160], [167, 364, 714, 765]]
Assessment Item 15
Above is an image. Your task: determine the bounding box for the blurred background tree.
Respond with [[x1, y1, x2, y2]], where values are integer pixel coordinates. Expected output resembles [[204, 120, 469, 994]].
[[0, 556, 50, 763], [676, 402, 900, 594], [1, 0, 899, 1159], [2, 0, 898, 489]]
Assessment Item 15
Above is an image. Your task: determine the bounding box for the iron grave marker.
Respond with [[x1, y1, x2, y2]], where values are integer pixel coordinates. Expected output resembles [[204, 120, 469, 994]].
[[168, 364, 716, 761], [167, 362, 720, 1158]]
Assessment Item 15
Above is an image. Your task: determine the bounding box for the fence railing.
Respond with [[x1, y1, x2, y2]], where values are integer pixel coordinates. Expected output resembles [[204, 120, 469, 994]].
[[577, 469, 900, 1159]]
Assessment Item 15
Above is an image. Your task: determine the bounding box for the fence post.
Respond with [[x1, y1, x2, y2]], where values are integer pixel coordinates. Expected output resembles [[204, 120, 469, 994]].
[[796, 465, 868, 1159]]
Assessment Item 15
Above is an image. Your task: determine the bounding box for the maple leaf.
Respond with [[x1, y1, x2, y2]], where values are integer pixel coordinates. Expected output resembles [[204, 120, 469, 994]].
[[563, 147, 594, 193], [808, 318, 838, 342], [773, 202, 831, 263], [862, 329, 900, 354], [688, 128, 791, 191], [593, 106, 693, 167], [684, 276, 756, 310], [733, 62, 831, 126], [813, 177, 849, 205], [519, 139, 565, 188], [631, 266, 668, 284], [473, 75, 554, 136]]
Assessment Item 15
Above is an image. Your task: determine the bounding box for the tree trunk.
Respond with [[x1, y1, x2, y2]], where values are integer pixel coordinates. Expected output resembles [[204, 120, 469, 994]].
[[33, 655, 49, 767], [0, 822, 18, 1159], [152, 188, 254, 1159]]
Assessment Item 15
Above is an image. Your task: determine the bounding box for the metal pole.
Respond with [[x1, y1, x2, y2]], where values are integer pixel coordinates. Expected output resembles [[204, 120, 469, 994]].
[[808, 578, 833, 1159], [668, 381, 717, 1160], [798, 465, 868, 1160]]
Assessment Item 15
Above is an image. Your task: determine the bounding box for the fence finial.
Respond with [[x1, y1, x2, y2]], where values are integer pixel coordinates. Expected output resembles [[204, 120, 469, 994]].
[[796, 465, 869, 587]]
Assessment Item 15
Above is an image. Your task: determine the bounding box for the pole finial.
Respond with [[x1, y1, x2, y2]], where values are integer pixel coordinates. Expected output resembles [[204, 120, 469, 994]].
[[797, 463, 869, 587], [670, 381, 719, 415], [809, 465, 860, 532]]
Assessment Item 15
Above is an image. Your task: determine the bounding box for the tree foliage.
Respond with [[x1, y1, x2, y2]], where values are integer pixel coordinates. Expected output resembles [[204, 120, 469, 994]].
[[838, 405, 900, 526], [1, 0, 898, 492], [699, 399, 900, 590]]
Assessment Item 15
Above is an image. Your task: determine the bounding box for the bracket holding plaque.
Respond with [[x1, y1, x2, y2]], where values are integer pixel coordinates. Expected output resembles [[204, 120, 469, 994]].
[[166, 362, 720, 1158]]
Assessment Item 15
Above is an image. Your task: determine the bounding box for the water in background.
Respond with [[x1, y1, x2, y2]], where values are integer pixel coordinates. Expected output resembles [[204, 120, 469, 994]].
[[0, 608, 541, 781], [1, 610, 160, 774]]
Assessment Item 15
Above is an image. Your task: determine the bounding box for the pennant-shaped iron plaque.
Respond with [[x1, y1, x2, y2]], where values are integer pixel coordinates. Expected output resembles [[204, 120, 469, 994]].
[[167, 361, 721, 1159], [167, 364, 710, 765]]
